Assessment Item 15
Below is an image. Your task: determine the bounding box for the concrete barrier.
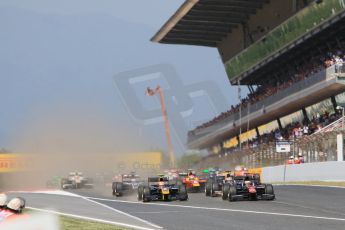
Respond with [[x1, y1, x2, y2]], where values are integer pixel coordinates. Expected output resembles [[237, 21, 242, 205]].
[[262, 161, 345, 183]]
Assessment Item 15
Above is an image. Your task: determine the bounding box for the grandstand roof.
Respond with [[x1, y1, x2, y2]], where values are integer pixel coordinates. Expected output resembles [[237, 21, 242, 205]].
[[151, 0, 268, 47]]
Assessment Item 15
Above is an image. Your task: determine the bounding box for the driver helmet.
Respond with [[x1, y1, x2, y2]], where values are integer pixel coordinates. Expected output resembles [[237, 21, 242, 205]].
[[298, 153, 303, 157], [7, 197, 25, 213], [245, 180, 252, 186], [289, 156, 294, 159], [0, 193, 8, 208]]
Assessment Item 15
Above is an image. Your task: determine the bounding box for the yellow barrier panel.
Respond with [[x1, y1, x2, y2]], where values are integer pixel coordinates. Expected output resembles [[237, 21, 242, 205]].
[[0, 154, 32, 173], [0, 152, 163, 173]]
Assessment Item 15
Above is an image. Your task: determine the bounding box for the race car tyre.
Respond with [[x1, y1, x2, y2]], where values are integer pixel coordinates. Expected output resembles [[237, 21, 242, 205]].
[[228, 185, 237, 202], [222, 183, 230, 200], [137, 185, 144, 201], [163, 194, 169, 201], [211, 181, 219, 196], [265, 184, 275, 200], [254, 174, 260, 183], [179, 185, 188, 201], [205, 182, 211, 196], [114, 182, 123, 197], [142, 186, 151, 202]]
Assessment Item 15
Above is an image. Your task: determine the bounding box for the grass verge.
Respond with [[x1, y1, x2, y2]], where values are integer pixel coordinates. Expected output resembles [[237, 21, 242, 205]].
[[60, 215, 132, 230]]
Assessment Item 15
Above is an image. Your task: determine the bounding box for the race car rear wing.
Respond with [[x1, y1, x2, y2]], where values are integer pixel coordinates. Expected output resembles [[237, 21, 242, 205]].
[[148, 177, 169, 183]]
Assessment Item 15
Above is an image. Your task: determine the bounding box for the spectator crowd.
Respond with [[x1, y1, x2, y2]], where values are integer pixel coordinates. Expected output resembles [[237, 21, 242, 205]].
[[248, 110, 342, 148], [188, 49, 345, 137]]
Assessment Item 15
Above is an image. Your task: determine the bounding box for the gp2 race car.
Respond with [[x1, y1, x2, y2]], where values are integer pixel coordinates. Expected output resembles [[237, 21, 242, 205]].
[[222, 174, 275, 202], [112, 172, 144, 197], [137, 176, 188, 202], [61, 172, 93, 189], [180, 170, 206, 193], [205, 171, 232, 197]]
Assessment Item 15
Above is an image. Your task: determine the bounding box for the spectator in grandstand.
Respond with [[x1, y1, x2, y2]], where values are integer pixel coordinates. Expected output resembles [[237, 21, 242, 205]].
[[298, 153, 305, 163], [190, 48, 344, 134], [287, 156, 294, 164], [294, 156, 301, 164], [274, 130, 283, 140], [335, 55, 344, 73], [303, 125, 309, 135]]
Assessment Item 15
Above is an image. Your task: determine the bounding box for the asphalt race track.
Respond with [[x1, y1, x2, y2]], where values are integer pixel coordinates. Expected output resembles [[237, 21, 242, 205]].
[[10, 185, 345, 230]]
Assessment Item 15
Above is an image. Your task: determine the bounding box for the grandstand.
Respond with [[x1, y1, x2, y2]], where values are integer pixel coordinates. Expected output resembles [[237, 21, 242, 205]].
[[152, 0, 345, 167]]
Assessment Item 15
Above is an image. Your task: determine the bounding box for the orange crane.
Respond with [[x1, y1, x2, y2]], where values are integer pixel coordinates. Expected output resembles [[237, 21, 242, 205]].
[[146, 86, 175, 167]]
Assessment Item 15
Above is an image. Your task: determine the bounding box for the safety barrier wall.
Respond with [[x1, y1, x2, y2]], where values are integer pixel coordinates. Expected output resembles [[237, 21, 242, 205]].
[[262, 161, 345, 183]]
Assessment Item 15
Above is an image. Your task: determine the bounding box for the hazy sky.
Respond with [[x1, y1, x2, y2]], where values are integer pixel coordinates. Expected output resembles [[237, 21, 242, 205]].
[[0, 1, 242, 155], [0, 0, 184, 28]]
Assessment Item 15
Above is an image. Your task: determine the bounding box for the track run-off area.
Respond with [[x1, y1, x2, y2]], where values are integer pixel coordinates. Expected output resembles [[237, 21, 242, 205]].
[[8, 185, 345, 230]]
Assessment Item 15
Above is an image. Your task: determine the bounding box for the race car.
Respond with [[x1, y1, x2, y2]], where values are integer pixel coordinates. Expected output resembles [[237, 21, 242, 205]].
[[165, 169, 180, 181], [222, 173, 275, 202], [137, 175, 188, 202], [233, 165, 248, 176], [112, 172, 144, 197], [61, 172, 94, 189], [205, 170, 232, 197], [180, 170, 206, 192]]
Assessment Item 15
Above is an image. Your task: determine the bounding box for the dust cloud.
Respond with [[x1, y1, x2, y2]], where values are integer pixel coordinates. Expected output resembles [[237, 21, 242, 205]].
[[1, 101, 165, 191]]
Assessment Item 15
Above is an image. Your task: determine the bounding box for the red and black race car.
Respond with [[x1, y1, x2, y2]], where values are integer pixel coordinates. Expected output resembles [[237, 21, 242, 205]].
[[222, 173, 275, 202]]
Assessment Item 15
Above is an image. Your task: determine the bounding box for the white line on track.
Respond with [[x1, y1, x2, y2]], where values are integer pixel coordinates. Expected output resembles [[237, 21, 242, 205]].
[[6, 190, 83, 197], [9, 190, 163, 229], [27, 206, 160, 230], [82, 197, 163, 229], [132, 211, 186, 214], [86, 196, 345, 222]]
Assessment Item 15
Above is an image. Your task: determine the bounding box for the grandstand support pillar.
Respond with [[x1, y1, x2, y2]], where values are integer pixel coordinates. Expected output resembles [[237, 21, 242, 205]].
[[236, 135, 240, 146], [331, 96, 337, 112], [302, 108, 309, 122], [255, 127, 260, 138], [277, 118, 283, 131], [248, 85, 254, 94], [337, 134, 344, 161], [336, 37, 343, 50]]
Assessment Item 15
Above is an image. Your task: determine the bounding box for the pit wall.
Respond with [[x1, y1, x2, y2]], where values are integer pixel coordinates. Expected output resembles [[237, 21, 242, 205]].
[[261, 161, 345, 183]]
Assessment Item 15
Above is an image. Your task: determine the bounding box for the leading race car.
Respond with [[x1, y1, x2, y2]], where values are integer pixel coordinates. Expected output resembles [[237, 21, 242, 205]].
[[180, 170, 206, 193], [112, 172, 144, 197], [222, 173, 275, 202], [61, 172, 94, 189], [138, 175, 188, 202]]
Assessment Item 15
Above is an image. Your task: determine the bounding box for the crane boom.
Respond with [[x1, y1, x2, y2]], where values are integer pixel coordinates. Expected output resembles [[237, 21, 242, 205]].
[[146, 86, 175, 167]]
